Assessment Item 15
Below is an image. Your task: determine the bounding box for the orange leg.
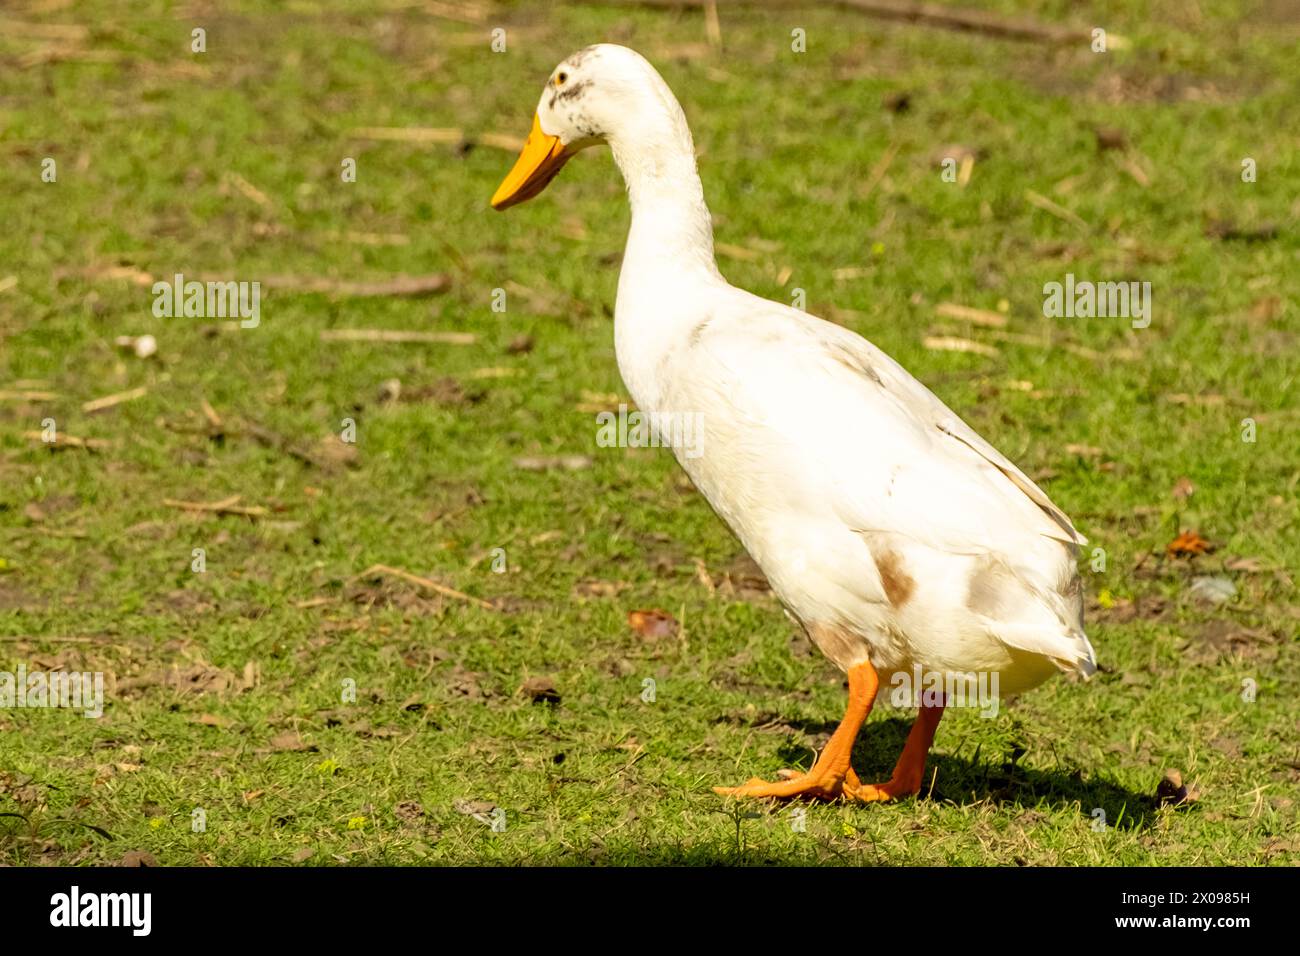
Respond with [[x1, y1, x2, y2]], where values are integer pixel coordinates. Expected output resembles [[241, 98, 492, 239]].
[[846, 696, 945, 802], [714, 660, 879, 801]]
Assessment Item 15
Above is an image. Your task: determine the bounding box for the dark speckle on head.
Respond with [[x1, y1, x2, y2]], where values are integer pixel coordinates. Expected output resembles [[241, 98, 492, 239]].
[[547, 79, 591, 111], [567, 45, 600, 68], [555, 79, 590, 102]]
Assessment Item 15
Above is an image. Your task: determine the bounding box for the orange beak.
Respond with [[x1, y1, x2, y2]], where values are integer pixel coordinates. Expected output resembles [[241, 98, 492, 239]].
[[490, 114, 573, 210]]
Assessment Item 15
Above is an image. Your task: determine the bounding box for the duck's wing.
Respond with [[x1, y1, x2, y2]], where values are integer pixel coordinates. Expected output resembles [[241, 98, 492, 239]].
[[681, 292, 1085, 559], [820, 314, 1085, 548]]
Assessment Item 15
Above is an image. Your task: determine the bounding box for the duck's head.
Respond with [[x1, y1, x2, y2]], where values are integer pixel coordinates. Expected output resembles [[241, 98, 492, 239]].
[[490, 44, 691, 210]]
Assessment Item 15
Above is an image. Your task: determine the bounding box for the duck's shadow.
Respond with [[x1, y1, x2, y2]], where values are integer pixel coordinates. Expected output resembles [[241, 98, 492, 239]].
[[772, 715, 1155, 829]]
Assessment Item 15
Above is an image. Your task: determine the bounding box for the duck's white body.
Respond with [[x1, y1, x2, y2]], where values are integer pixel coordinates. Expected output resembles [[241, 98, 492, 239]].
[[619, 275, 1094, 694], [501, 44, 1096, 704]]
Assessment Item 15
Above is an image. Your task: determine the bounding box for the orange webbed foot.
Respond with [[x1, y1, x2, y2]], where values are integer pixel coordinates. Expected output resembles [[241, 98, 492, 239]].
[[843, 773, 922, 803], [713, 768, 850, 802], [714, 662, 880, 803], [843, 699, 945, 802]]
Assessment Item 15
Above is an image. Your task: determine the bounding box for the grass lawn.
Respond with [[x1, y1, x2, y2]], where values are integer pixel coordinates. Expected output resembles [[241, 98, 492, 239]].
[[0, 0, 1296, 865]]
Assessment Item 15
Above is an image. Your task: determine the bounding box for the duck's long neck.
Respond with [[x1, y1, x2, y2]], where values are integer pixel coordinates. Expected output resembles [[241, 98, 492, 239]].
[[609, 91, 723, 289], [613, 136, 720, 279], [609, 96, 725, 403]]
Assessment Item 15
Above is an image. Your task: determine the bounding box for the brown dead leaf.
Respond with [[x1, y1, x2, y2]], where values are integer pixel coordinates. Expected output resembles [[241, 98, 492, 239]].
[[1171, 477, 1195, 500], [452, 798, 498, 824], [518, 676, 561, 705], [628, 609, 679, 641], [265, 731, 317, 753], [1089, 594, 1169, 623], [447, 664, 489, 700], [120, 850, 158, 867], [1093, 126, 1129, 151], [316, 435, 359, 469], [506, 333, 535, 354], [1167, 530, 1213, 558], [1156, 769, 1198, 807], [881, 90, 911, 113], [405, 377, 486, 407]]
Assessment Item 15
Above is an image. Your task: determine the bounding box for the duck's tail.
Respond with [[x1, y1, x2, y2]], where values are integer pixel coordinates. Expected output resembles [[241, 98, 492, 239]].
[[971, 556, 1097, 678]]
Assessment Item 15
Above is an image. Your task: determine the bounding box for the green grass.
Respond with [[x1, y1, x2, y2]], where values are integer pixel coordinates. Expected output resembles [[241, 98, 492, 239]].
[[0, 0, 1296, 865]]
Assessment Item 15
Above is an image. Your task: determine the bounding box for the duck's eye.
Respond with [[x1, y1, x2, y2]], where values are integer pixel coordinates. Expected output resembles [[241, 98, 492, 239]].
[[555, 71, 568, 86]]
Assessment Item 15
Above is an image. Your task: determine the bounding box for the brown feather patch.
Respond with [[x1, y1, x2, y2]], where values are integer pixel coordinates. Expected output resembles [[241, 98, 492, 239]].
[[876, 549, 915, 607]]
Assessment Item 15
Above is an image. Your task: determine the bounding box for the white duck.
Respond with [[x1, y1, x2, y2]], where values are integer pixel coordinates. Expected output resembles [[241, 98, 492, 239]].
[[492, 44, 1096, 802]]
